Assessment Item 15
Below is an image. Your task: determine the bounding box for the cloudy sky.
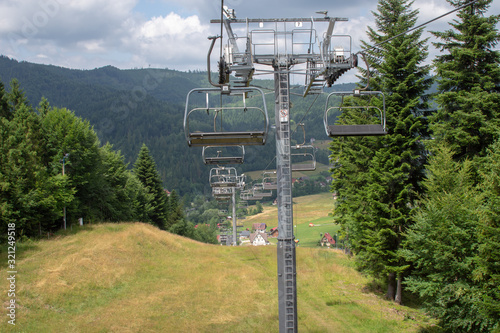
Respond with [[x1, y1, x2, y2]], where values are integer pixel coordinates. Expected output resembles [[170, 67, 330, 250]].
[[1, 0, 498, 83]]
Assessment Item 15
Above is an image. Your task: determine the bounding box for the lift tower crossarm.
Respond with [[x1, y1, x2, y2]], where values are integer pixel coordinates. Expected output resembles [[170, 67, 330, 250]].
[[211, 17, 348, 24]]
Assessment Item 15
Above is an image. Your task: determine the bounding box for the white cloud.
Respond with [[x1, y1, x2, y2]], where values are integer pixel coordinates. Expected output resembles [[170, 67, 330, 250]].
[[0, 0, 497, 74], [121, 12, 211, 70], [416, 0, 451, 21], [140, 13, 206, 39]]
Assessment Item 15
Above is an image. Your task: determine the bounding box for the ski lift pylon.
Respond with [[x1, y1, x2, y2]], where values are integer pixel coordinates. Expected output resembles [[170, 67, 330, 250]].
[[324, 90, 387, 137], [184, 86, 269, 147]]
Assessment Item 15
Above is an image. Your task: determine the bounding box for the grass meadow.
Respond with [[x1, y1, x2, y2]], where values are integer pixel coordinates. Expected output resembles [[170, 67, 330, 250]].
[[0, 219, 437, 332]]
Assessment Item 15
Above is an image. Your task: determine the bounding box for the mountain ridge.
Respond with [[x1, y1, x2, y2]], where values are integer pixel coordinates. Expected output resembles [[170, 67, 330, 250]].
[[0, 55, 355, 194]]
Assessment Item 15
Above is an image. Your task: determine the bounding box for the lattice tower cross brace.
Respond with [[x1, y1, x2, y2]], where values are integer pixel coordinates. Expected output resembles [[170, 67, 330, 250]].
[[274, 65, 298, 333]]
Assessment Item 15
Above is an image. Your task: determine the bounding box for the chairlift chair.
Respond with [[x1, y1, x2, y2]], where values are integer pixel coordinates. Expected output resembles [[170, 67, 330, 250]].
[[240, 189, 263, 201], [252, 183, 273, 198], [291, 144, 316, 172], [262, 171, 277, 190], [213, 187, 233, 201], [202, 145, 245, 165], [324, 90, 387, 137], [184, 86, 269, 147], [209, 167, 238, 188], [291, 123, 316, 171]]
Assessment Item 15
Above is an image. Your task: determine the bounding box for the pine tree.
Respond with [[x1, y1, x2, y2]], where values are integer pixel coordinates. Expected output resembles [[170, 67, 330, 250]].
[[430, 0, 500, 161], [166, 189, 184, 231], [133, 144, 168, 229], [330, 0, 431, 302], [475, 140, 500, 329], [401, 143, 498, 331]]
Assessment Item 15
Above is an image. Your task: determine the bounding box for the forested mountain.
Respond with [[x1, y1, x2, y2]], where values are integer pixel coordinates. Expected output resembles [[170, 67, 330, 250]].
[[0, 55, 354, 194]]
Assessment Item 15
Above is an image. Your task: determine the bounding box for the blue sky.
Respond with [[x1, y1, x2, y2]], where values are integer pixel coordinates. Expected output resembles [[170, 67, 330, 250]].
[[0, 0, 498, 83]]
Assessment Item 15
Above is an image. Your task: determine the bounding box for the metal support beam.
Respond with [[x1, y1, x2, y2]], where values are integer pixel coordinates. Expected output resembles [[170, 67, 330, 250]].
[[223, 19, 240, 55], [274, 66, 297, 333], [322, 17, 337, 58], [232, 188, 237, 246]]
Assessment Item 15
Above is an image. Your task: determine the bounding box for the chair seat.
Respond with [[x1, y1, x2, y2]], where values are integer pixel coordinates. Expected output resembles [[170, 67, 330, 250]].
[[189, 131, 266, 146], [291, 163, 316, 172], [204, 157, 244, 165], [327, 124, 387, 137]]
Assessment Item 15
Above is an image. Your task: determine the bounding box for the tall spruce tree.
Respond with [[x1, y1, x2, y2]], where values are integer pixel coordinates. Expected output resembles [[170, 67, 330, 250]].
[[133, 144, 168, 229], [430, 0, 500, 162], [330, 0, 431, 303], [402, 142, 500, 331], [400, 1, 500, 328], [401, 144, 490, 331], [475, 140, 500, 329]]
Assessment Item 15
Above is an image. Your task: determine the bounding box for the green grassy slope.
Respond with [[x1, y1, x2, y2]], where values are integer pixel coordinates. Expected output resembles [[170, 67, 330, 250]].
[[1, 223, 436, 332], [242, 193, 340, 247]]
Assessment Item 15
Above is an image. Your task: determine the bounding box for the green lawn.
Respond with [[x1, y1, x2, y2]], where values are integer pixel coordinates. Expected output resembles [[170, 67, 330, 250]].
[[242, 193, 342, 248], [295, 222, 341, 248]]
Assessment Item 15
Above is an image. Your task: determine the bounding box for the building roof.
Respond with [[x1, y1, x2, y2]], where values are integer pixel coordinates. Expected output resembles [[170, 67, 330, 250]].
[[252, 223, 267, 230], [249, 232, 269, 243], [322, 232, 335, 244]]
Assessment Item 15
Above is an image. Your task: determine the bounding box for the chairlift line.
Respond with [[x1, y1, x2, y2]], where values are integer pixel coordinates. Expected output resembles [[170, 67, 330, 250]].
[[183, 0, 483, 327], [184, 3, 397, 330]]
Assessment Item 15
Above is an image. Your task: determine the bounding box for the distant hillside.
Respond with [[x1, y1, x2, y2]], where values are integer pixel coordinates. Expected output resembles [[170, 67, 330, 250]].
[[0, 222, 435, 332], [0, 55, 355, 194]]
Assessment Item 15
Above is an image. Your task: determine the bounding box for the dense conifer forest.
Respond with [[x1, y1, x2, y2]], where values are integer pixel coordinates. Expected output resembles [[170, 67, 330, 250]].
[[0, 55, 351, 196]]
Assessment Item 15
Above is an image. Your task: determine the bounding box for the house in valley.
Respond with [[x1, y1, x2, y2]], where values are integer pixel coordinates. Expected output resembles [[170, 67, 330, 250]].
[[269, 227, 279, 238], [320, 232, 336, 247], [249, 232, 269, 246]]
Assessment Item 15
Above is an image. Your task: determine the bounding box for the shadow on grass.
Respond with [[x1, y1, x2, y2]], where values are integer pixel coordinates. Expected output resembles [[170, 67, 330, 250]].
[[361, 278, 444, 333]]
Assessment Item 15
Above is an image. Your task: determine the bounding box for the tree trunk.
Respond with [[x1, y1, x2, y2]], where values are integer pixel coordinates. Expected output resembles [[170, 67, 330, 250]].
[[395, 274, 402, 305], [386, 272, 396, 300]]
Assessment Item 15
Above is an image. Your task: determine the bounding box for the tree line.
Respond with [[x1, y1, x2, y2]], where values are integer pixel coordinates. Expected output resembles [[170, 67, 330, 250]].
[[0, 80, 217, 244], [330, 0, 499, 331]]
